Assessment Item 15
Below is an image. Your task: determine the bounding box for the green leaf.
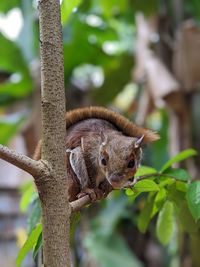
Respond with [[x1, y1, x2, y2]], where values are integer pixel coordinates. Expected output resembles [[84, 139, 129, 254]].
[[134, 180, 159, 193], [187, 181, 200, 221], [33, 232, 42, 259], [158, 178, 175, 188], [151, 188, 167, 217], [0, 115, 24, 144], [176, 201, 199, 234], [20, 183, 35, 212], [0, 33, 26, 74], [135, 166, 157, 177], [176, 181, 188, 192], [27, 197, 41, 234], [0, 0, 20, 13], [125, 188, 134, 196], [156, 201, 174, 245], [138, 196, 155, 233], [61, 0, 82, 24], [17, 0, 39, 63], [16, 223, 42, 267], [160, 149, 197, 173], [155, 188, 167, 206], [0, 123, 19, 144], [0, 34, 32, 99], [100, 0, 127, 17], [163, 168, 191, 181], [125, 189, 141, 202]]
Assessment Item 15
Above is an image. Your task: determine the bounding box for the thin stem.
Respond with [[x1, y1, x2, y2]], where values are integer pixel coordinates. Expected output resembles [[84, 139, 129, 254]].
[[70, 195, 90, 213], [0, 144, 45, 177], [70, 171, 188, 212], [137, 172, 187, 182], [127, 172, 188, 188]]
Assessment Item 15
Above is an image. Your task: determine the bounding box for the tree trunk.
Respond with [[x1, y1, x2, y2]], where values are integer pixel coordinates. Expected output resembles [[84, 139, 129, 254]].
[[37, 0, 71, 266]]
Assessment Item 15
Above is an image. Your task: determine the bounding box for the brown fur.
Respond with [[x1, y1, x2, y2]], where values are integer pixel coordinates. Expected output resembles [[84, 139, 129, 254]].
[[34, 107, 160, 201], [65, 106, 159, 143]]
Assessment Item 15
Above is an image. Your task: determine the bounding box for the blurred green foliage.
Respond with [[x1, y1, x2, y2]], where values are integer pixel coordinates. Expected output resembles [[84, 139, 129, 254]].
[[1, 0, 200, 267]]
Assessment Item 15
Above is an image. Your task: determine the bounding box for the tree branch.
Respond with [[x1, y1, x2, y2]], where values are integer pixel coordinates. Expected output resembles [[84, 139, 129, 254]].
[[70, 195, 90, 213], [0, 144, 45, 177], [70, 171, 188, 212]]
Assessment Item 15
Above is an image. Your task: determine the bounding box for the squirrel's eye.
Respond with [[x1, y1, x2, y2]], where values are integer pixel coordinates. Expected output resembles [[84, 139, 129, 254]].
[[101, 158, 107, 166], [127, 159, 135, 168]]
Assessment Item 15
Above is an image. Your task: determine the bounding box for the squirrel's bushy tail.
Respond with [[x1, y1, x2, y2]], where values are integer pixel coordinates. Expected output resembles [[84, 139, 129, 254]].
[[66, 106, 160, 144]]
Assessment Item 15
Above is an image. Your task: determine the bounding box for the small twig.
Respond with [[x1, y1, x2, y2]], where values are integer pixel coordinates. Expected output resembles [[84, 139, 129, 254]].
[[70, 195, 91, 213], [70, 171, 188, 212], [70, 174, 156, 212], [126, 172, 188, 188], [0, 144, 46, 177], [123, 173, 158, 188]]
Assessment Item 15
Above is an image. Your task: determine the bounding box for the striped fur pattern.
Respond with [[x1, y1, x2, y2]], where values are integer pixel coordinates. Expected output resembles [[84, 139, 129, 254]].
[[66, 106, 159, 143]]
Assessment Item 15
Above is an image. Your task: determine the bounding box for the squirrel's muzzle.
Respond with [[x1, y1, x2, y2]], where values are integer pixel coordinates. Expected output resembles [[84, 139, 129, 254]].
[[109, 173, 127, 189], [108, 171, 135, 189]]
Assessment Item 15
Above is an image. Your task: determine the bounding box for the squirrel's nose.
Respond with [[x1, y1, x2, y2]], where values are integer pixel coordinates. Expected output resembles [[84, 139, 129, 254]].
[[110, 173, 123, 183]]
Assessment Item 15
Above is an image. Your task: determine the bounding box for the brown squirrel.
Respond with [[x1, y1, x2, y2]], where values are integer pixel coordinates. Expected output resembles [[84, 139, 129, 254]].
[[34, 106, 159, 201]]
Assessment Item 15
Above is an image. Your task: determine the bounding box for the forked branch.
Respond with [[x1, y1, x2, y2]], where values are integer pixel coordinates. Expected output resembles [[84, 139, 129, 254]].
[[0, 144, 46, 177]]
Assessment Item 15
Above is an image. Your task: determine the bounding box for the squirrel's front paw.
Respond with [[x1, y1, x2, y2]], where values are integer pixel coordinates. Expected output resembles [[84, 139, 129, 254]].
[[77, 188, 104, 202]]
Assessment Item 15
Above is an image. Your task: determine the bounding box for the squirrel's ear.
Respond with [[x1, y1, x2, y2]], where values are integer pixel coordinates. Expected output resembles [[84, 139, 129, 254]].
[[134, 135, 145, 148]]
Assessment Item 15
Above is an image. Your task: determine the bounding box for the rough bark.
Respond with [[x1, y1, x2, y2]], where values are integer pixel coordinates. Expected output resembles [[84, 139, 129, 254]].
[[37, 0, 71, 266], [0, 144, 45, 177]]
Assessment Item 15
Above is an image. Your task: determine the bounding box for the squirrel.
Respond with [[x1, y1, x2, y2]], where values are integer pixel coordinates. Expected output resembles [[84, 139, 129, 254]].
[[34, 106, 159, 202]]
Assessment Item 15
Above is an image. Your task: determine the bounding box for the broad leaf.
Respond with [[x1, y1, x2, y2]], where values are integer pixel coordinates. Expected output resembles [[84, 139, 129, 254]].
[[0, 122, 21, 145], [176, 181, 188, 192], [151, 188, 167, 217], [163, 168, 191, 181], [61, 0, 83, 24], [17, 0, 39, 63], [158, 178, 174, 188], [125, 189, 141, 202], [0, 0, 19, 13], [100, 0, 127, 17], [138, 196, 155, 233], [135, 166, 157, 177], [134, 180, 159, 193], [20, 182, 35, 212], [176, 201, 199, 234], [16, 223, 42, 267], [160, 149, 197, 173], [0, 34, 32, 99], [27, 197, 41, 234], [156, 201, 174, 245], [125, 188, 134, 196], [187, 181, 200, 221], [33, 232, 42, 259]]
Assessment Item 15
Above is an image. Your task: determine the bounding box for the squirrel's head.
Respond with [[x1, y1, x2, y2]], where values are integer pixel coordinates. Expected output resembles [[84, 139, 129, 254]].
[[98, 133, 144, 189]]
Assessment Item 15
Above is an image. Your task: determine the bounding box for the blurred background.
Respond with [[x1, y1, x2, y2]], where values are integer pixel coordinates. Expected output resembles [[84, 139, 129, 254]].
[[0, 0, 200, 266]]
